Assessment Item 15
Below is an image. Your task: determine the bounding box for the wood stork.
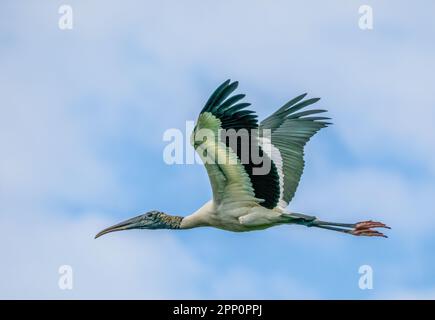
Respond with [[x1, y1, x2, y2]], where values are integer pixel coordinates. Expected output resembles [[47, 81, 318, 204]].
[[95, 80, 389, 239]]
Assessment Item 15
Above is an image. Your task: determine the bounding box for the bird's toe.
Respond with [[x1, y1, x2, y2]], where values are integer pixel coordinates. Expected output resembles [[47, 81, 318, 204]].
[[355, 220, 390, 230]]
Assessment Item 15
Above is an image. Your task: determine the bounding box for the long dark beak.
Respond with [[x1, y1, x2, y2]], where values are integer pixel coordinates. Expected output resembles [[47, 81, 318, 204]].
[[95, 214, 145, 239]]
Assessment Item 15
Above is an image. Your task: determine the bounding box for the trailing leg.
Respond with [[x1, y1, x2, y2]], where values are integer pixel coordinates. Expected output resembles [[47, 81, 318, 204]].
[[282, 213, 390, 238]]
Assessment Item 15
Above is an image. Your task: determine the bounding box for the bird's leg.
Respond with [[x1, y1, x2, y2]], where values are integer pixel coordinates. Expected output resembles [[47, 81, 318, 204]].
[[284, 213, 390, 238], [311, 219, 390, 237]]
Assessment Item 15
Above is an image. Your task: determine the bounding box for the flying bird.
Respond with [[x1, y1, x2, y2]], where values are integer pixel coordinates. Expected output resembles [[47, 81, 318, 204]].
[[96, 80, 389, 239]]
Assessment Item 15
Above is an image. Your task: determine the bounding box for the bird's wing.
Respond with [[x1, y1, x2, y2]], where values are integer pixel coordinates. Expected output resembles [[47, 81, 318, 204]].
[[192, 80, 281, 210], [260, 94, 331, 209]]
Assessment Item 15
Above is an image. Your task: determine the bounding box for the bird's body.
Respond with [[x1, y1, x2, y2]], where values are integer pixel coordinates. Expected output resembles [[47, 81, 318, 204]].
[[180, 200, 285, 232], [95, 80, 389, 239]]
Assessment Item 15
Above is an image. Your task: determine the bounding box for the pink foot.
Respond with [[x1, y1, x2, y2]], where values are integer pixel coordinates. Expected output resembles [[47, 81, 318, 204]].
[[350, 220, 391, 238]]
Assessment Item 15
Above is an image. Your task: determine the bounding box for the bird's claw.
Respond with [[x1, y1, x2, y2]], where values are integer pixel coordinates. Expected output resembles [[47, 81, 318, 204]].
[[355, 220, 391, 230], [350, 229, 388, 238], [350, 220, 390, 238]]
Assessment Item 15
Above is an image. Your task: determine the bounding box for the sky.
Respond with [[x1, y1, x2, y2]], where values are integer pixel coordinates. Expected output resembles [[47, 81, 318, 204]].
[[1, 0, 435, 299]]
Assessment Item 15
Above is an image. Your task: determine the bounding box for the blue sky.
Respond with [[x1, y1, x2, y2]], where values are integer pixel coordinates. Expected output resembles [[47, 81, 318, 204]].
[[1, 0, 435, 299]]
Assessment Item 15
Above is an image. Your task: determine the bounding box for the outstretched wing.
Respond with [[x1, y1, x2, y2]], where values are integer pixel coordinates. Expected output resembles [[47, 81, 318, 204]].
[[260, 94, 331, 208], [192, 80, 281, 209]]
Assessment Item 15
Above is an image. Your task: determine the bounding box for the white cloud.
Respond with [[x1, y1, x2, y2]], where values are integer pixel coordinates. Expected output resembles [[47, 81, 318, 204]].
[[291, 160, 435, 239], [377, 289, 435, 300], [0, 211, 203, 299], [1, 208, 326, 299], [210, 267, 319, 299], [4, 0, 434, 172]]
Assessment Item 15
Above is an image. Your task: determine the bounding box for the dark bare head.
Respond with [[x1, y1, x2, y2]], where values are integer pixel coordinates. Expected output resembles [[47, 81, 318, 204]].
[[95, 211, 183, 238]]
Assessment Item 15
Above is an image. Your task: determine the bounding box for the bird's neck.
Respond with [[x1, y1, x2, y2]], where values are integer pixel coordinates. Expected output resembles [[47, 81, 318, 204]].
[[179, 200, 214, 229], [157, 213, 184, 229]]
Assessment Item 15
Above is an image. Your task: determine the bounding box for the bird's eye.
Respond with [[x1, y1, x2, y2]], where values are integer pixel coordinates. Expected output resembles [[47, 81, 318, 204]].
[[148, 212, 155, 218]]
